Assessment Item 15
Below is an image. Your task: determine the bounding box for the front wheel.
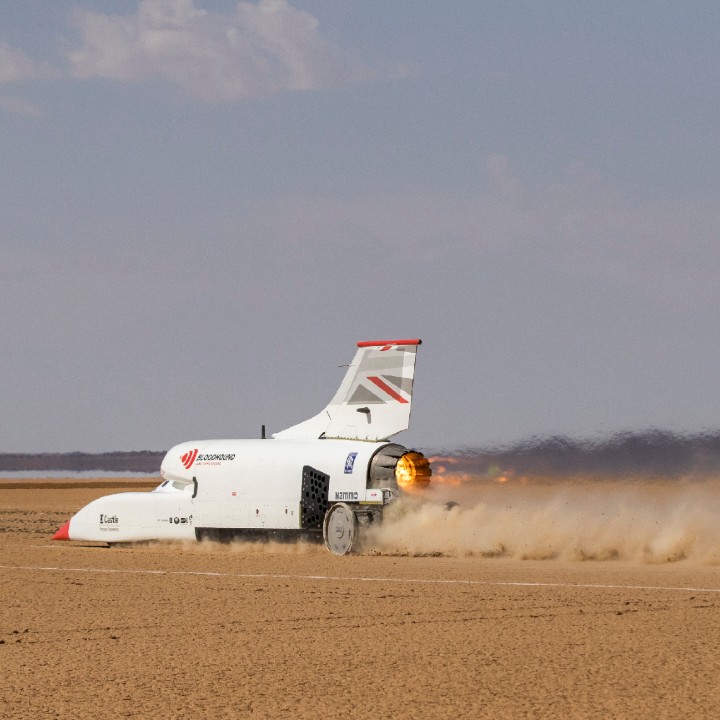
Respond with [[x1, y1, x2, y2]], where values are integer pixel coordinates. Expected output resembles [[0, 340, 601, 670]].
[[323, 503, 357, 556]]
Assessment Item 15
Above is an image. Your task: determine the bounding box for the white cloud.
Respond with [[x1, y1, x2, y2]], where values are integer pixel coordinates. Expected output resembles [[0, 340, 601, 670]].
[[67, 0, 378, 101], [0, 41, 57, 115], [0, 41, 56, 84]]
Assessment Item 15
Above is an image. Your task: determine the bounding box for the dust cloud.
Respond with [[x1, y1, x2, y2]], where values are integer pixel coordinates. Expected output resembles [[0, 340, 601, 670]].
[[167, 537, 325, 556], [366, 432, 720, 562], [366, 477, 720, 563]]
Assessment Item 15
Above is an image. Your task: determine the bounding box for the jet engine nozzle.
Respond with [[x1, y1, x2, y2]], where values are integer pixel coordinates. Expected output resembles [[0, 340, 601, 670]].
[[368, 444, 432, 492], [395, 451, 432, 490]]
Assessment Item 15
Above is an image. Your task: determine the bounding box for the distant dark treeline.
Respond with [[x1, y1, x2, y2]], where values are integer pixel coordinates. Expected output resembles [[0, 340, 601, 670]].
[[437, 430, 720, 478], [0, 451, 165, 473], [6, 430, 720, 477]]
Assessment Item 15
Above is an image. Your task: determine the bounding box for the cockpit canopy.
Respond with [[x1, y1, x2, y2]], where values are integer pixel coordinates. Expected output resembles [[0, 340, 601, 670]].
[[153, 479, 194, 494]]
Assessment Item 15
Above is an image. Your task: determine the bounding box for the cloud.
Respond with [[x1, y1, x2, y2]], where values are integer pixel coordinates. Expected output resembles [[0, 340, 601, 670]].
[[0, 41, 58, 115], [66, 0, 379, 101], [0, 41, 56, 84]]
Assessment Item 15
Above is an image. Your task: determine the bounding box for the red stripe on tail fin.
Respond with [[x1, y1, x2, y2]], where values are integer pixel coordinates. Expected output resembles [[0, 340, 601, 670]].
[[368, 375, 409, 403]]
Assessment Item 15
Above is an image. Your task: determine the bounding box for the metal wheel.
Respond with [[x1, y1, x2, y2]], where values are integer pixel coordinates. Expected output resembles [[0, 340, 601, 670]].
[[323, 503, 357, 556]]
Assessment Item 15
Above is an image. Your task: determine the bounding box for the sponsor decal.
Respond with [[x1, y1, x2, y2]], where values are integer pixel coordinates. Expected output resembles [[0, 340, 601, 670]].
[[344, 452, 358, 474], [181, 449, 236, 469], [334, 491, 359, 501], [99, 513, 120, 532], [169, 516, 193, 525]]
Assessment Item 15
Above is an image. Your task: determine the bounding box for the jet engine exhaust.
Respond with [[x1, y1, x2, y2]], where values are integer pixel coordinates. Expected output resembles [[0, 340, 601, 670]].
[[368, 444, 432, 493]]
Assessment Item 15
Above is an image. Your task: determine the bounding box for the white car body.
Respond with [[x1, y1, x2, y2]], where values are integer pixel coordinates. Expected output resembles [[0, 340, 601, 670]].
[[54, 339, 431, 554]]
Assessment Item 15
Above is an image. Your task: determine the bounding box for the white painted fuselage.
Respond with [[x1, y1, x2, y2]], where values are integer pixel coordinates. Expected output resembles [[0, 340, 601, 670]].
[[58, 438, 392, 543], [54, 339, 430, 553]]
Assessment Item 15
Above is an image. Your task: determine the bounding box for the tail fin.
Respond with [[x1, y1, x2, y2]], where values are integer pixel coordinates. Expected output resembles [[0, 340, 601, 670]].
[[274, 339, 422, 441]]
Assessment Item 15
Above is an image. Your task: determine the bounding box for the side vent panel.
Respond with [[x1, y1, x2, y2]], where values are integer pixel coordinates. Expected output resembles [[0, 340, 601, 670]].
[[301, 466, 330, 530]]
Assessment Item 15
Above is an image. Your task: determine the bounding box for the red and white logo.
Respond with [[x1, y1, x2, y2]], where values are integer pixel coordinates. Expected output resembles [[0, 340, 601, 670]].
[[181, 448, 199, 469]]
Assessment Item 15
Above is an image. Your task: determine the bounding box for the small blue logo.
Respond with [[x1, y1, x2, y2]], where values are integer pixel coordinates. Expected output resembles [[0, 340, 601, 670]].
[[344, 452, 358, 474]]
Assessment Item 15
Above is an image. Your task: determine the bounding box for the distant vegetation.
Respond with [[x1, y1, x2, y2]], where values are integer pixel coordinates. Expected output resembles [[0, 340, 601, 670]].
[[434, 430, 720, 479], [4, 430, 720, 477], [0, 451, 164, 473]]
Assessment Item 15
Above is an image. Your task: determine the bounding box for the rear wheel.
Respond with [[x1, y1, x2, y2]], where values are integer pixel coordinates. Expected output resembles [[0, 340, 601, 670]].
[[323, 503, 357, 556]]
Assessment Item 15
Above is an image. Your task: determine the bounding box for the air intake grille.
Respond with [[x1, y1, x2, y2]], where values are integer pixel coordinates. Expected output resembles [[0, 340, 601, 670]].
[[301, 466, 330, 530]]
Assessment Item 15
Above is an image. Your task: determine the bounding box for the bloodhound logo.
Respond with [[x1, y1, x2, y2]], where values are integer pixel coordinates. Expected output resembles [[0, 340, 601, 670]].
[[181, 448, 199, 470]]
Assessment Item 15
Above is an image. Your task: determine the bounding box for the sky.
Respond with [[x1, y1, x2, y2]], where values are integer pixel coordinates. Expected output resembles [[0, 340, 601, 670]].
[[2, 0, 720, 453]]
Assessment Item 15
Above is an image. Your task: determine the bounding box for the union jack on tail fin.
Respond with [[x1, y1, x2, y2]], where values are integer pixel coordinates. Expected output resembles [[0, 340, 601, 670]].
[[274, 339, 421, 442]]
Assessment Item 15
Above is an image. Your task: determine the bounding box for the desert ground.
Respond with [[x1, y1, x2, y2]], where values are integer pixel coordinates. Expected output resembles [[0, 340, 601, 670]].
[[1, 480, 719, 719]]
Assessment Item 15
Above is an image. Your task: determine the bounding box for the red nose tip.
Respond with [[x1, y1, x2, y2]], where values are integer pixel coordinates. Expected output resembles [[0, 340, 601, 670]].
[[53, 520, 70, 541]]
